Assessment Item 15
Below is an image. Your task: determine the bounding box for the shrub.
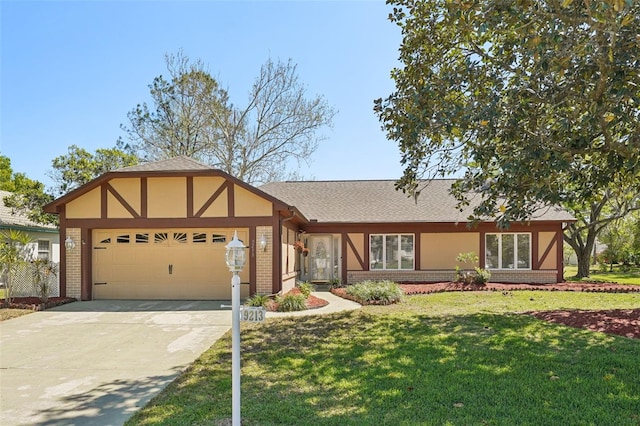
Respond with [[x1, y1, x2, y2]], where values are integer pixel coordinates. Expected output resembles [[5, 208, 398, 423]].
[[345, 280, 403, 305], [276, 293, 307, 312], [455, 251, 479, 285], [297, 281, 313, 298], [245, 294, 271, 308], [473, 267, 491, 285], [329, 277, 344, 289]]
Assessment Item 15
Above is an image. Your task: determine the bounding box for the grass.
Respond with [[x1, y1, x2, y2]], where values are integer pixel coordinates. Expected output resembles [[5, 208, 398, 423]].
[[0, 308, 32, 321], [565, 264, 640, 285], [126, 291, 640, 426], [0, 288, 33, 321]]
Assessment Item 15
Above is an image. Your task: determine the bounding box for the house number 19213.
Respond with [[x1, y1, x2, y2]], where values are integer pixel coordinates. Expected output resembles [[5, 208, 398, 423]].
[[240, 306, 266, 323]]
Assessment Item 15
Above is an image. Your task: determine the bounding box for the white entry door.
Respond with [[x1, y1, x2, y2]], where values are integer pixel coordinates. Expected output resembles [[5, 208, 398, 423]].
[[305, 235, 342, 282]]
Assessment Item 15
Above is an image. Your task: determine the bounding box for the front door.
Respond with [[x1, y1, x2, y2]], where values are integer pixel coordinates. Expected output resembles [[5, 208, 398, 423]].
[[306, 235, 341, 283]]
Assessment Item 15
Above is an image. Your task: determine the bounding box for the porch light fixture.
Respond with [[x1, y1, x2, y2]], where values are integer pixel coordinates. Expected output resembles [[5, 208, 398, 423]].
[[259, 234, 267, 252], [224, 230, 246, 426], [64, 236, 76, 251], [225, 231, 246, 272]]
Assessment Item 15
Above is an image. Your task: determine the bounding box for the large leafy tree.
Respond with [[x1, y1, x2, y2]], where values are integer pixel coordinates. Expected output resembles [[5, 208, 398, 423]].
[[564, 185, 639, 277], [0, 155, 55, 225], [375, 0, 640, 277], [48, 143, 138, 196], [122, 51, 336, 185]]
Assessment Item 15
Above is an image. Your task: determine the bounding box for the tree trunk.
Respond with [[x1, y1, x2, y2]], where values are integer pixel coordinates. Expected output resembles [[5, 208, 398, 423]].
[[575, 246, 592, 279]]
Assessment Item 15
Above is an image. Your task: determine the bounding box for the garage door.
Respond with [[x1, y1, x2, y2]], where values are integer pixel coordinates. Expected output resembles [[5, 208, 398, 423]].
[[92, 228, 250, 300]]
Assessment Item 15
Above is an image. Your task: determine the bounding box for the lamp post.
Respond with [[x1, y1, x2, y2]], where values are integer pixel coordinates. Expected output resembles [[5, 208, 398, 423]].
[[225, 231, 246, 426]]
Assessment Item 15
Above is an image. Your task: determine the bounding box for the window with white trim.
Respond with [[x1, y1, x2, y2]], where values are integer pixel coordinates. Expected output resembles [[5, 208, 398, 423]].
[[37, 240, 50, 260], [370, 234, 414, 270], [485, 233, 531, 269]]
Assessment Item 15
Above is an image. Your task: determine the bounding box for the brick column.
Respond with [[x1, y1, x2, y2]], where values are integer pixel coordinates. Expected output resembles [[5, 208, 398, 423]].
[[256, 226, 273, 294], [65, 228, 82, 299]]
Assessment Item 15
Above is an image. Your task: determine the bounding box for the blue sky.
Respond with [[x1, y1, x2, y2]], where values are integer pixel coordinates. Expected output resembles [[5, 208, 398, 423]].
[[1, 0, 404, 190]]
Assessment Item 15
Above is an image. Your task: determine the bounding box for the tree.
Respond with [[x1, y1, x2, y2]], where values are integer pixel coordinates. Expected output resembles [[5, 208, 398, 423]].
[[0, 155, 55, 225], [48, 144, 138, 196], [564, 186, 640, 276], [122, 51, 336, 184], [375, 0, 640, 229], [0, 230, 33, 303]]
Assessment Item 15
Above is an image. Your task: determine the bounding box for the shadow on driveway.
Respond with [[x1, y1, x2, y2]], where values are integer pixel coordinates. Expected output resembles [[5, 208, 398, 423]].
[[0, 300, 232, 426]]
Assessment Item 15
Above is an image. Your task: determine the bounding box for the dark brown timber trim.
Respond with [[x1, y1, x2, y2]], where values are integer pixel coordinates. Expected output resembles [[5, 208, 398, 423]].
[[556, 230, 564, 282], [538, 234, 556, 269], [249, 226, 257, 296], [101, 184, 108, 219], [194, 180, 228, 218], [346, 233, 366, 270], [81, 228, 92, 301], [186, 176, 194, 218], [228, 182, 235, 217], [59, 207, 67, 297], [106, 183, 140, 218], [141, 177, 148, 218], [63, 217, 274, 229], [272, 209, 281, 293]]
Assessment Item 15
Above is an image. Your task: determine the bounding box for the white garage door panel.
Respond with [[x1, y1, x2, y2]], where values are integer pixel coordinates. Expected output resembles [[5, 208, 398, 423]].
[[92, 229, 250, 300]]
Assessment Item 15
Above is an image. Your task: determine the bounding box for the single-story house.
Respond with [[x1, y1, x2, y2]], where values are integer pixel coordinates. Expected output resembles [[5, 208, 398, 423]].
[[1, 190, 60, 296], [43, 156, 574, 301], [1, 190, 60, 262]]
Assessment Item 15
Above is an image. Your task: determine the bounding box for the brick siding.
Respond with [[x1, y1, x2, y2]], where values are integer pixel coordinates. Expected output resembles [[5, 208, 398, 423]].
[[347, 269, 558, 284], [256, 226, 272, 294], [65, 228, 82, 299]]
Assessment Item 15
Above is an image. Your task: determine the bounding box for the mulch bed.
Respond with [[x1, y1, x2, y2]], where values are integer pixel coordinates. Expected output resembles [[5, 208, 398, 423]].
[[398, 281, 640, 295], [266, 287, 329, 311], [1, 297, 77, 311], [529, 309, 640, 339]]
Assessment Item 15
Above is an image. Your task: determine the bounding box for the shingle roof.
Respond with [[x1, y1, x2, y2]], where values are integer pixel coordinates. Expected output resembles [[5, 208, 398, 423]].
[[0, 191, 56, 230], [259, 180, 574, 223], [114, 156, 213, 173]]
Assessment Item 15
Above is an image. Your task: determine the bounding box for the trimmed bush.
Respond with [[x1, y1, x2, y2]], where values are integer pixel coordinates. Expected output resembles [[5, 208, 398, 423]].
[[474, 267, 491, 285], [276, 293, 307, 312], [297, 281, 313, 298], [345, 280, 404, 305], [245, 294, 271, 307]]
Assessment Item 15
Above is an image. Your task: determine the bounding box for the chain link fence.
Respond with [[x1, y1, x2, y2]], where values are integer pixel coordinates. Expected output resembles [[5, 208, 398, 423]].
[[1, 262, 60, 298]]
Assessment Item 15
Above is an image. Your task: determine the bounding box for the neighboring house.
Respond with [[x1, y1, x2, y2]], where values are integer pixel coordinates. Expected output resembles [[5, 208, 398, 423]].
[[0, 190, 60, 262], [44, 156, 574, 301], [1, 190, 60, 296]]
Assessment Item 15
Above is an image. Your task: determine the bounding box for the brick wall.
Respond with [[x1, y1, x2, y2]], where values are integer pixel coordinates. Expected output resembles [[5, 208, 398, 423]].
[[347, 269, 558, 284], [65, 228, 82, 299], [256, 226, 272, 294]]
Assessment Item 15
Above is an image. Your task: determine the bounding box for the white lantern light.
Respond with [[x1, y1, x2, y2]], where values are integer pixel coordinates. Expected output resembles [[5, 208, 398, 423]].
[[225, 231, 246, 272], [65, 236, 76, 251]]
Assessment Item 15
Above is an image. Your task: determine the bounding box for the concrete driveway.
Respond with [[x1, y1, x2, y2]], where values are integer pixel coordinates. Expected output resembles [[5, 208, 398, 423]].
[[0, 300, 232, 426]]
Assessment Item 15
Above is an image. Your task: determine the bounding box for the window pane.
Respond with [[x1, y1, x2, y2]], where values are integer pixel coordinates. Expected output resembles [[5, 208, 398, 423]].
[[400, 235, 414, 269], [485, 235, 498, 269], [370, 235, 383, 270], [116, 234, 130, 244], [501, 234, 515, 269], [193, 233, 207, 243], [517, 234, 530, 269], [385, 235, 399, 269], [173, 232, 187, 243], [154, 233, 168, 243], [212, 234, 226, 243], [135, 233, 149, 243]]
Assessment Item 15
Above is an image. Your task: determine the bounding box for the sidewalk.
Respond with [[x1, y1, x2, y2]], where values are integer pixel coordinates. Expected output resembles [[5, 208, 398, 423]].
[[266, 291, 361, 318]]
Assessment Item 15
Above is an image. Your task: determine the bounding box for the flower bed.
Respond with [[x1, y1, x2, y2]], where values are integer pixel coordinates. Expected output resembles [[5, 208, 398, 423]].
[[1, 297, 77, 311]]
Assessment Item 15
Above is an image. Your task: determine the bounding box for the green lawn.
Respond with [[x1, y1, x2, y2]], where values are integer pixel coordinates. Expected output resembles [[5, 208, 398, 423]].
[[127, 291, 640, 426], [565, 265, 640, 285]]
